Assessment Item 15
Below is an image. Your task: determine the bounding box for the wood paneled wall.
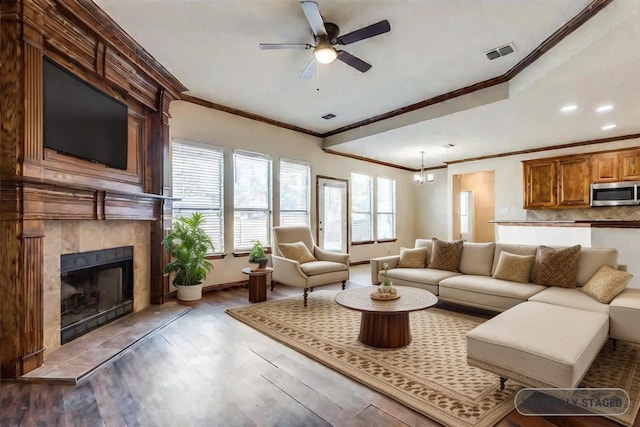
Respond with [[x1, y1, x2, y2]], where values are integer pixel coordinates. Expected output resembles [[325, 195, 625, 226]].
[[0, 0, 184, 378]]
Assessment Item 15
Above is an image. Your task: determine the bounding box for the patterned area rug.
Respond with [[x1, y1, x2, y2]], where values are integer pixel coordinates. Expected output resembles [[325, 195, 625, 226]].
[[226, 291, 640, 427]]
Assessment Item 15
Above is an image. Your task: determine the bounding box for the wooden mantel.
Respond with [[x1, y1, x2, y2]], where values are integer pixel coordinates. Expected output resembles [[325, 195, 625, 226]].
[[0, 0, 185, 378]]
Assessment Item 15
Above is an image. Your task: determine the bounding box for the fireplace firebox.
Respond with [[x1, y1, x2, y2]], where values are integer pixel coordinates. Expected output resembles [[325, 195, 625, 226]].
[[60, 246, 134, 344]]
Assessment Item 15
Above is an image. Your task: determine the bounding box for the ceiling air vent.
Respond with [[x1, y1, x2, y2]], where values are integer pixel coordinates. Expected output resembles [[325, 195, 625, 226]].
[[485, 42, 517, 61], [321, 113, 336, 120]]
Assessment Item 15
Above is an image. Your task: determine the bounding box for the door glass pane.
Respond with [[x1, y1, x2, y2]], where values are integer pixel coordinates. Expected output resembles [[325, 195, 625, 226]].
[[323, 185, 344, 251]]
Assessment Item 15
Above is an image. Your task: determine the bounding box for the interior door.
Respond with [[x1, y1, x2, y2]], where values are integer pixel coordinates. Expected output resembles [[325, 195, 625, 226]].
[[460, 190, 474, 242], [317, 177, 348, 253]]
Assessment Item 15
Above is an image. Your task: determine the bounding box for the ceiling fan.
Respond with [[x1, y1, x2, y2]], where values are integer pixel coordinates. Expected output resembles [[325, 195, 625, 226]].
[[259, 1, 391, 79]]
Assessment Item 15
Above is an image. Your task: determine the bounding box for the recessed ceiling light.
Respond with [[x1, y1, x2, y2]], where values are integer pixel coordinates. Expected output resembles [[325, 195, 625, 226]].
[[560, 104, 578, 113], [601, 123, 617, 131], [596, 104, 614, 113]]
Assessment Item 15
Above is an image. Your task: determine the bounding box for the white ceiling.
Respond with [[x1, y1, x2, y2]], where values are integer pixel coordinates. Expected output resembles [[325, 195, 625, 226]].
[[94, 0, 640, 169]]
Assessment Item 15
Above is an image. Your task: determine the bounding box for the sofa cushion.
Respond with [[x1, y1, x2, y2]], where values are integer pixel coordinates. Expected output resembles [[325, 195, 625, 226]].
[[428, 238, 463, 272], [533, 245, 581, 288], [492, 244, 539, 279], [414, 239, 433, 251], [300, 260, 347, 276], [492, 252, 536, 283], [575, 248, 619, 286], [459, 242, 495, 276], [579, 265, 632, 304], [528, 287, 609, 314], [278, 241, 316, 264], [397, 247, 427, 268], [384, 268, 460, 286], [439, 275, 547, 300]]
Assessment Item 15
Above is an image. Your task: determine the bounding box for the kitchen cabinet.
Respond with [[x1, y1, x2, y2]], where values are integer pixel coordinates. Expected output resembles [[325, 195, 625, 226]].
[[524, 146, 640, 209], [524, 160, 556, 208], [523, 156, 590, 209], [591, 152, 619, 182], [557, 156, 591, 206], [619, 149, 640, 181]]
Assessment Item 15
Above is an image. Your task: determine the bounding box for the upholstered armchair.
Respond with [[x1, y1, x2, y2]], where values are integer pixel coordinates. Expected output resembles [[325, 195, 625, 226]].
[[271, 225, 349, 306]]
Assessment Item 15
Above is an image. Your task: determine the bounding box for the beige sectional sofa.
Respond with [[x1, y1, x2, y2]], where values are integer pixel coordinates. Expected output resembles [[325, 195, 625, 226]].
[[370, 239, 622, 313], [370, 238, 640, 389]]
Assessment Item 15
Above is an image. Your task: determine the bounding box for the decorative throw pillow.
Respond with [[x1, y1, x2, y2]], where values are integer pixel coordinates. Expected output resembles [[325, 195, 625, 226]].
[[533, 245, 581, 288], [278, 241, 316, 264], [397, 247, 427, 268], [580, 265, 632, 303], [492, 251, 536, 283], [428, 238, 464, 272]]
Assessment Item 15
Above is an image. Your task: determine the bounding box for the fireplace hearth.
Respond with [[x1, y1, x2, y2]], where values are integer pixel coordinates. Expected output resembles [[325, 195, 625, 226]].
[[60, 246, 134, 344]]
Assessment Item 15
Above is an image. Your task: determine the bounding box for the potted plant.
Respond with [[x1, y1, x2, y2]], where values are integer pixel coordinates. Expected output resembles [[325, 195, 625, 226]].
[[162, 212, 215, 301], [248, 240, 269, 270]]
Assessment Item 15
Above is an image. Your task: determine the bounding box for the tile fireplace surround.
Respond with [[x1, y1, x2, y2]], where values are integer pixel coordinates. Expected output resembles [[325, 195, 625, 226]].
[[43, 220, 151, 355]]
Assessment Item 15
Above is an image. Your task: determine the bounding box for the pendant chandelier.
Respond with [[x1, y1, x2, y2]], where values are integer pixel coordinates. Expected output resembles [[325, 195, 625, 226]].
[[413, 151, 434, 184]]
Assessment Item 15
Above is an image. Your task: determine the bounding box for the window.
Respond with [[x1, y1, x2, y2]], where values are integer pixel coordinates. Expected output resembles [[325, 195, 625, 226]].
[[171, 139, 224, 254], [234, 151, 272, 249], [280, 159, 310, 226], [377, 177, 396, 240], [351, 172, 373, 243]]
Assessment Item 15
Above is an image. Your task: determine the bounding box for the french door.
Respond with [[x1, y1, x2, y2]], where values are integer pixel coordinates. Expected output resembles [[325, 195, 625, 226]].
[[316, 176, 348, 253]]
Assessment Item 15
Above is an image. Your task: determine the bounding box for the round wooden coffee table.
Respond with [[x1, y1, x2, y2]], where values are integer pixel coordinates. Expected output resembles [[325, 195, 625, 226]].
[[335, 286, 438, 348]]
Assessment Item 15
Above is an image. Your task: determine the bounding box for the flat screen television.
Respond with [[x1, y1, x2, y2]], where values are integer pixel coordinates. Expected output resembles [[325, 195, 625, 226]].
[[43, 57, 128, 170]]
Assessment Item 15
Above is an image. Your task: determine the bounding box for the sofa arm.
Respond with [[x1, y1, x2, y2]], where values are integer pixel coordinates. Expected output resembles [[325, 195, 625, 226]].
[[314, 246, 349, 265], [610, 288, 640, 344], [370, 255, 400, 284], [272, 255, 308, 281]]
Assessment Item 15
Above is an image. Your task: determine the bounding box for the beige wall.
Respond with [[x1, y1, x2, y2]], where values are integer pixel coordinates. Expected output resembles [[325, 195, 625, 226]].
[[415, 168, 449, 240], [416, 139, 640, 243], [169, 102, 640, 282], [169, 101, 417, 286], [446, 138, 640, 224]]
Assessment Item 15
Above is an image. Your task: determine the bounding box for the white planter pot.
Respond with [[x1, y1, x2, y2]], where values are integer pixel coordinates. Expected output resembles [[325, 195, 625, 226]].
[[175, 283, 203, 301], [249, 262, 260, 271]]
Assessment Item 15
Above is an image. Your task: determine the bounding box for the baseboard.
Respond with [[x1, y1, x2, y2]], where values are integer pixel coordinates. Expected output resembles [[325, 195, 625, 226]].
[[203, 280, 247, 293]]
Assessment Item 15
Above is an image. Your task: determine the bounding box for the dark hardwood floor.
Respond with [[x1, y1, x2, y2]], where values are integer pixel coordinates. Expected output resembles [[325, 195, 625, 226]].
[[1, 266, 637, 426]]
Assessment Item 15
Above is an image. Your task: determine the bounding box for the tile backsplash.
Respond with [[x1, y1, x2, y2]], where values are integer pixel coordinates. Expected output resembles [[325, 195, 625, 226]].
[[526, 206, 640, 221]]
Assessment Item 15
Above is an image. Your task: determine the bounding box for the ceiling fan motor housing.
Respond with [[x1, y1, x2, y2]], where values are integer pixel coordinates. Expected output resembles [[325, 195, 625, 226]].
[[323, 22, 340, 44]]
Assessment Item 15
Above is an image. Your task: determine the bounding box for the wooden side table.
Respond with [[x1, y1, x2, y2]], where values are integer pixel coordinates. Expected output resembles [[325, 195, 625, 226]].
[[242, 267, 273, 303]]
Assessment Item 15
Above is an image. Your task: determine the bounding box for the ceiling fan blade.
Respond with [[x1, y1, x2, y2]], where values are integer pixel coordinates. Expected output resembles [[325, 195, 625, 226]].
[[336, 50, 372, 73], [337, 20, 391, 45], [299, 57, 317, 79], [300, 1, 327, 37], [259, 43, 312, 50]]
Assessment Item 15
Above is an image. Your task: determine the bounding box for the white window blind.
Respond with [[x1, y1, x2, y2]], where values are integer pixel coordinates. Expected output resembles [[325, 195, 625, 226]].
[[377, 177, 396, 240], [171, 139, 224, 254], [280, 159, 310, 226], [234, 151, 272, 249], [351, 172, 373, 243]]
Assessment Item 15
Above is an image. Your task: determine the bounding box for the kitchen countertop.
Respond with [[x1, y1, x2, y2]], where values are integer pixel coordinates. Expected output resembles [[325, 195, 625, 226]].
[[490, 219, 640, 228]]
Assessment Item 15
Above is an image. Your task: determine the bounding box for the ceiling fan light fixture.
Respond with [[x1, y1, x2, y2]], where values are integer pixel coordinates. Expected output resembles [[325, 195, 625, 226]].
[[314, 40, 337, 64]]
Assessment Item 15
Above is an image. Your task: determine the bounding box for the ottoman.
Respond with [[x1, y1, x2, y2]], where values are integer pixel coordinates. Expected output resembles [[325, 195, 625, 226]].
[[466, 301, 609, 388]]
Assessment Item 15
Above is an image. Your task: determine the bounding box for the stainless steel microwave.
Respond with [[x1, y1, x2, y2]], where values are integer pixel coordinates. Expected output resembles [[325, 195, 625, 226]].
[[590, 181, 640, 206]]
